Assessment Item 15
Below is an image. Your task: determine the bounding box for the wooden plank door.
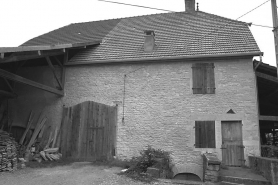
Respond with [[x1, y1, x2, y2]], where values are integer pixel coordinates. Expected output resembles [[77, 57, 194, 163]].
[[60, 101, 117, 161], [221, 121, 244, 166]]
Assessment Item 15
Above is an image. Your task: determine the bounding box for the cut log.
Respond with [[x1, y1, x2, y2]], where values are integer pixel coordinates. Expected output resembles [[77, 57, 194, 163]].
[[44, 148, 59, 153], [39, 151, 47, 161], [45, 153, 53, 161], [49, 154, 58, 160], [19, 111, 33, 145]]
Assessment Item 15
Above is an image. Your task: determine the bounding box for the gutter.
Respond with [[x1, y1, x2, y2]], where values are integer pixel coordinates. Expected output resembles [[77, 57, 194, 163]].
[[65, 52, 264, 66]]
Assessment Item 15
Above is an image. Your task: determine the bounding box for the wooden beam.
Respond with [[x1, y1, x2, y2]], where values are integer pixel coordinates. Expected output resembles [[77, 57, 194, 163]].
[[53, 56, 63, 67], [0, 41, 100, 53], [0, 68, 63, 96], [256, 72, 278, 84], [0, 90, 17, 98], [259, 115, 278, 121], [0, 50, 64, 64], [45, 57, 63, 90], [61, 51, 68, 90], [4, 78, 14, 93]]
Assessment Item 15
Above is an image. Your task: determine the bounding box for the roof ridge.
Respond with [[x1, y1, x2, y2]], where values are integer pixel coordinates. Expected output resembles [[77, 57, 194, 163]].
[[197, 11, 247, 25], [65, 10, 246, 27]]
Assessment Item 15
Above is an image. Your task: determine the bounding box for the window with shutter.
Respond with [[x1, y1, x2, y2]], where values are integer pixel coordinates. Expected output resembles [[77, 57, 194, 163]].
[[195, 121, 216, 148], [192, 63, 215, 94]]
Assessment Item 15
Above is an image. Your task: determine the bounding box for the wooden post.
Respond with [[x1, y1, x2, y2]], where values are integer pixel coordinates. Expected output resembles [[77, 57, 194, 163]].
[[271, 0, 278, 77]]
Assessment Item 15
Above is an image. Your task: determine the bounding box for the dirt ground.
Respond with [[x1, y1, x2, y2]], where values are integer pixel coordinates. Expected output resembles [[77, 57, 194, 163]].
[[0, 161, 180, 185]]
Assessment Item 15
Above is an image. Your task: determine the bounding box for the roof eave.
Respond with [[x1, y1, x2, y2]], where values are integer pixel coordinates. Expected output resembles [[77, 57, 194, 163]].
[[66, 52, 263, 66], [0, 41, 101, 53]]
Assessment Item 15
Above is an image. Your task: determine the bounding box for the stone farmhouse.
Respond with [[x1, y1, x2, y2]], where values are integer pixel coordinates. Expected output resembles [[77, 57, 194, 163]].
[[1, 0, 274, 181]]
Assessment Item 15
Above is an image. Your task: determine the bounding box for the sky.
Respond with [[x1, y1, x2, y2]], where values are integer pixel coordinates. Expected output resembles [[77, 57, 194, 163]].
[[0, 0, 276, 66]]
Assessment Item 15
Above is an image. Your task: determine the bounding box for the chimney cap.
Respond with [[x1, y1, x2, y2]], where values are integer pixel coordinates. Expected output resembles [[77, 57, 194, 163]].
[[144, 30, 155, 36]]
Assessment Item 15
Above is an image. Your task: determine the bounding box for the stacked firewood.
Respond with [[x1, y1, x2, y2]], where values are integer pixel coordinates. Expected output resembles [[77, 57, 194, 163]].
[[0, 130, 17, 172]]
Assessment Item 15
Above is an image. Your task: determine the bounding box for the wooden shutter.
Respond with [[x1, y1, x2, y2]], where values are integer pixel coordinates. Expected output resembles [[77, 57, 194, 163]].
[[206, 121, 216, 148], [195, 121, 216, 148], [195, 121, 201, 148], [192, 63, 215, 94], [205, 63, 215, 94], [192, 63, 205, 94]]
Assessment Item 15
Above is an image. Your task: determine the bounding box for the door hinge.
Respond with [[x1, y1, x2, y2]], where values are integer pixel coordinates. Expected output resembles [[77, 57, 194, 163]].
[[237, 145, 245, 148], [238, 159, 246, 161], [220, 147, 227, 149]]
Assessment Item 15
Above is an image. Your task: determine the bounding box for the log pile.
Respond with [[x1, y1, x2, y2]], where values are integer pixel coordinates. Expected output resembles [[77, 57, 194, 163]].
[[0, 130, 17, 172]]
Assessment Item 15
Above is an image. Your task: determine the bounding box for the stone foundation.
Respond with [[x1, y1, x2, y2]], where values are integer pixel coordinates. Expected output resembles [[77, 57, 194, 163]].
[[203, 153, 221, 182]]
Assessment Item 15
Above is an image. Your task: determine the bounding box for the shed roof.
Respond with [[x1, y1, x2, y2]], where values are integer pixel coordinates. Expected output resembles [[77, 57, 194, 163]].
[[22, 11, 261, 63]]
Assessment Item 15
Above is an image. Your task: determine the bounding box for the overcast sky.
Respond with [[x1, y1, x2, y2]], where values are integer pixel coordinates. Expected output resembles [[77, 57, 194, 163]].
[[0, 0, 276, 66]]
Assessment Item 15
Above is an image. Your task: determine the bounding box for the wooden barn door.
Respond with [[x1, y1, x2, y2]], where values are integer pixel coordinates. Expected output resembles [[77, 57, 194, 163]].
[[60, 101, 117, 161], [221, 121, 244, 166]]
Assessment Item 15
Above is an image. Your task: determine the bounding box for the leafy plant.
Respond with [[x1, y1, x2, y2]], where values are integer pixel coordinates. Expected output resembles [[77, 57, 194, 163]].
[[125, 145, 173, 178]]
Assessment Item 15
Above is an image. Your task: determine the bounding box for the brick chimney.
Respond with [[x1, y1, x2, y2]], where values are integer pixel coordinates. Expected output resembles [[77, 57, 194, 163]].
[[184, 0, 195, 12], [144, 30, 155, 52]]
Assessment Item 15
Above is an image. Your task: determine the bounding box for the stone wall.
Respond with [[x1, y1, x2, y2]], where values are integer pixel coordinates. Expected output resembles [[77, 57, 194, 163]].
[[249, 156, 278, 185], [10, 57, 260, 173]]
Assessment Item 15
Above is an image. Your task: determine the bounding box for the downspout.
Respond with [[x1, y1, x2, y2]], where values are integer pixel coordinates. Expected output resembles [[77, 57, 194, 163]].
[[254, 55, 262, 156]]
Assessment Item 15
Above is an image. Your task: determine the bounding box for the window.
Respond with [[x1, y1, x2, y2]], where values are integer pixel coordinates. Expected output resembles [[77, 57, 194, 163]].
[[192, 63, 215, 94], [195, 121, 216, 148]]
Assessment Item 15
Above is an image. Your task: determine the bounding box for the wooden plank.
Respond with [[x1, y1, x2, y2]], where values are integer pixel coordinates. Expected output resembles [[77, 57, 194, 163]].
[[259, 115, 278, 121], [44, 129, 54, 150], [60, 107, 69, 157], [51, 126, 58, 148], [71, 104, 81, 158], [27, 117, 47, 149], [45, 56, 63, 89], [19, 111, 34, 145], [82, 102, 89, 158], [256, 72, 278, 84], [66, 107, 73, 158], [0, 68, 63, 96]]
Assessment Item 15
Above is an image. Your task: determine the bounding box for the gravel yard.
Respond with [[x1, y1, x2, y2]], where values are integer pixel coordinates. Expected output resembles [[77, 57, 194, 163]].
[[0, 162, 183, 185]]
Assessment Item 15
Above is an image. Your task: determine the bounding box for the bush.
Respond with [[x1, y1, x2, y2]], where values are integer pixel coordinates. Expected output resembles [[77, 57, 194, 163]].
[[126, 145, 173, 178]]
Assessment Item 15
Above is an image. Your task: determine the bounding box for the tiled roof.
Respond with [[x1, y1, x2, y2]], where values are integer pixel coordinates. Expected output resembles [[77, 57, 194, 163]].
[[22, 19, 121, 46], [22, 11, 261, 63]]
